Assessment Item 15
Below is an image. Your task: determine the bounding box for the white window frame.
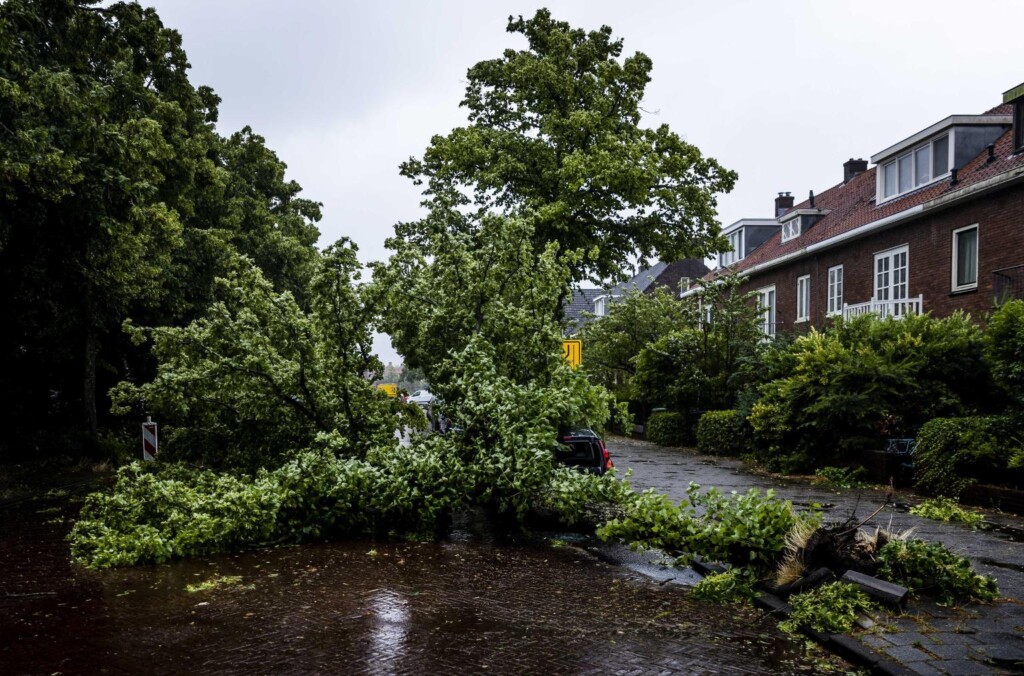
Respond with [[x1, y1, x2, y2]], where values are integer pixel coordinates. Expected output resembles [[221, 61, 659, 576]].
[[781, 217, 801, 243], [722, 229, 744, 267], [878, 134, 951, 202], [757, 285, 777, 337], [951, 224, 979, 292], [827, 265, 844, 316], [874, 245, 910, 311], [594, 296, 606, 317], [795, 275, 810, 323]]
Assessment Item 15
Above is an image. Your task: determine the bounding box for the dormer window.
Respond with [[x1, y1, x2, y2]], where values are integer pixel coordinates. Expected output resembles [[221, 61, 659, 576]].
[[880, 134, 949, 201], [721, 228, 745, 266], [594, 296, 606, 316], [781, 216, 801, 243]]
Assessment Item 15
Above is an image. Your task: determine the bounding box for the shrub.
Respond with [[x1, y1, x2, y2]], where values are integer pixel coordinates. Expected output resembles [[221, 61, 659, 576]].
[[986, 299, 1024, 409], [696, 410, 746, 456], [646, 411, 691, 446], [779, 583, 876, 634], [913, 416, 1024, 497], [909, 497, 984, 527], [749, 313, 990, 473], [878, 539, 998, 605]]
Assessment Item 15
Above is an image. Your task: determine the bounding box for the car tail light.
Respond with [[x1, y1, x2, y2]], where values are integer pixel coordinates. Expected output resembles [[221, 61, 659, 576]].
[[602, 443, 613, 470]]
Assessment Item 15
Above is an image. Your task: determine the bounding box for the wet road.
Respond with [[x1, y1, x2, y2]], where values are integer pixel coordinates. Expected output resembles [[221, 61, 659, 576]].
[[0, 478, 843, 675]]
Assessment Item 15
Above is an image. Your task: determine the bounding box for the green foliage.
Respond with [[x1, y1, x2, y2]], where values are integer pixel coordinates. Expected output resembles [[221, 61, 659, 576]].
[[985, 300, 1024, 409], [578, 287, 688, 398], [110, 243, 394, 470], [778, 583, 876, 634], [0, 0, 321, 452], [398, 9, 736, 287], [599, 483, 817, 569], [690, 568, 757, 604], [749, 313, 990, 472], [531, 467, 637, 526], [812, 466, 870, 489], [696, 410, 746, 456], [878, 539, 998, 605], [646, 412, 692, 446], [914, 416, 1024, 497], [632, 274, 764, 414], [69, 443, 471, 569], [909, 498, 984, 527]]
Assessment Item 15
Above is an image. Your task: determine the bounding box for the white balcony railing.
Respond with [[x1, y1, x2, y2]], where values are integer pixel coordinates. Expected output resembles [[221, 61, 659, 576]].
[[842, 295, 923, 320]]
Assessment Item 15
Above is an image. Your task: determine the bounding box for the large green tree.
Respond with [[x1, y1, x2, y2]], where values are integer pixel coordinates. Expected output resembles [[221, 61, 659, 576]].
[[399, 9, 737, 287], [0, 0, 319, 453]]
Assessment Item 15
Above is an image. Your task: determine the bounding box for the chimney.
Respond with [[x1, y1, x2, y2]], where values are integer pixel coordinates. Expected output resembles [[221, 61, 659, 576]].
[[843, 158, 868, 184], [775, 192, 794, 217]]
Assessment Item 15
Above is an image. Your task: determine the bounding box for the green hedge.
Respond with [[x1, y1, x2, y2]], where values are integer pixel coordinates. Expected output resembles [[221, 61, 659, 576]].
[[914, 415, 1024, 497], [646, 411, 691, 446], [697, 410, 746, 456]]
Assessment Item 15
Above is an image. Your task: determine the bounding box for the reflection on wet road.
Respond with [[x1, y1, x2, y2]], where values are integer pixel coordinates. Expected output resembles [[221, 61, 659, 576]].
[[1, 484, 840, 674]]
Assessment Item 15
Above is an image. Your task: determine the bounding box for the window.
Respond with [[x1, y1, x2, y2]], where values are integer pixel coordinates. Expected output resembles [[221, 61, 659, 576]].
[[880, 134, 950, 200], [827, 265, 844, 316], [1015, 100, 1024, 152], [874, 245, 909, 315], [951, 225, 978, 291], [757, 286, 777, 337], [796, 275, 810, 322], [781, 217, 801, 243], [722, 229, 744, 266], [594, 297, 606, 316]]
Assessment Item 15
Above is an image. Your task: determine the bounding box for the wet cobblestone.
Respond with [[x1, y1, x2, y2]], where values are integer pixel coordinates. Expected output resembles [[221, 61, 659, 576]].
[[0, 475, 843, 675], [609, 436, 1024, 675]]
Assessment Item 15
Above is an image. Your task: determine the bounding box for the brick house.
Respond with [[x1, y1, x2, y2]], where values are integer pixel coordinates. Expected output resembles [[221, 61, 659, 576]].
[[564, 259, 710, 335], [699, 83, 1024, 335]]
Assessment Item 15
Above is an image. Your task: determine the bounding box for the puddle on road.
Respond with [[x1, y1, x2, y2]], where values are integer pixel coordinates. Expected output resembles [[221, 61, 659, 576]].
[[2, 498, 844, 674]]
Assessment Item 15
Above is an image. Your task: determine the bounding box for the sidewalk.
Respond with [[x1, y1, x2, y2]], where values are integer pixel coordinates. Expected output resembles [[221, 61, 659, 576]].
[[607, 436, 1024, 675]]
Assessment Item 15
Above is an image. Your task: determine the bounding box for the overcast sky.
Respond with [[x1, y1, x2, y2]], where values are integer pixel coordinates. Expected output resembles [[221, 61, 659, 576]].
[[147, 0, 1024, 364]]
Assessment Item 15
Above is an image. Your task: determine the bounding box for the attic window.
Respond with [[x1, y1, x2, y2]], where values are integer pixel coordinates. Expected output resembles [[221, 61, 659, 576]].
[[1015, 99, 1024, 152], [880, 134, 949, 201], [721, 229, 744, 266], [781, 216, 801, 243]]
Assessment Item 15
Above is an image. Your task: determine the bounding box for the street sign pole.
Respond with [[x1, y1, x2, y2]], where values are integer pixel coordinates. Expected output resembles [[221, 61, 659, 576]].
[[142, 416, 158, 461]]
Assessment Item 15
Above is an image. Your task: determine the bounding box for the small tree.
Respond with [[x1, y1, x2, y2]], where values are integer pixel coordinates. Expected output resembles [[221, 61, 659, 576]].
[[112, 240, 394, 470]]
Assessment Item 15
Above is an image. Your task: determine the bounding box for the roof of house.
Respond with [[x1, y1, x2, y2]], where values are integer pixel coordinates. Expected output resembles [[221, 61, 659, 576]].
[[609, 261, 669, 295], [608, 259, 711, 296], [563, 287, 603, 333], [709, 103, 1023, 280]]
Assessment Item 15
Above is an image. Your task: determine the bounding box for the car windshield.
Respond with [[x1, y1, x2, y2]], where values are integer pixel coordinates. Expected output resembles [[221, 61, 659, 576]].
[[556, 440, 598, 465]]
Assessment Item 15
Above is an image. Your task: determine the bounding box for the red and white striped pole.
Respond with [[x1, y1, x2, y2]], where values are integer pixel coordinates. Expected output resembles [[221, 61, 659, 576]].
[[142, 416, 158, 461]]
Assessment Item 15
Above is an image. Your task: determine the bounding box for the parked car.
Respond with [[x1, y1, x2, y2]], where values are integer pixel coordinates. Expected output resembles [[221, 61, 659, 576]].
[[408, 389, 434, 405], [555, 428, 614, 476]]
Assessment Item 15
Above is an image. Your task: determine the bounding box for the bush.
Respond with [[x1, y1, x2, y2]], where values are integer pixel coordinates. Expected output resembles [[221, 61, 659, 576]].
[[779, 583, 875, 634], [914, 415, 1024, 497], [749, 313, 990, 473], [986, 299, 1024, 409], [646, 411, 692, 446], [878, 539, 998, 605], [696, 410, 746, 456]]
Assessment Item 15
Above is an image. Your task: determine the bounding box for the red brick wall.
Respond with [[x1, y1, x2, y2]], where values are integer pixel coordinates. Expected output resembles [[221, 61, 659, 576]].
[[738, 182, 1024, 330]]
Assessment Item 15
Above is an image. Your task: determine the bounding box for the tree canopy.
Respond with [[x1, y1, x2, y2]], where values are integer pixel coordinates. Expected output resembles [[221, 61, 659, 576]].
[[399, 9, 736, 286], [0, 0, 320, 454]]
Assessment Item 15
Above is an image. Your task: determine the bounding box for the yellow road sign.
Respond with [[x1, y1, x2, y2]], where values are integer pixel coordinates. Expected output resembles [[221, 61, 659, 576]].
[[562, 340, 582, 368], [376, 383, 398, 397]]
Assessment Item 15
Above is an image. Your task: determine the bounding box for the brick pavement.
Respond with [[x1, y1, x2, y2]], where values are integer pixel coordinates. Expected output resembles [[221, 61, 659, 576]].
[[607, 435, 1024, 675], [0, 477, 845, 675]]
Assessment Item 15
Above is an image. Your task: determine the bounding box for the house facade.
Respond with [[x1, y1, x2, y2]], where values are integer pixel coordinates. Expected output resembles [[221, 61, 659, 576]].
[[702, 83, 1024, 335]]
